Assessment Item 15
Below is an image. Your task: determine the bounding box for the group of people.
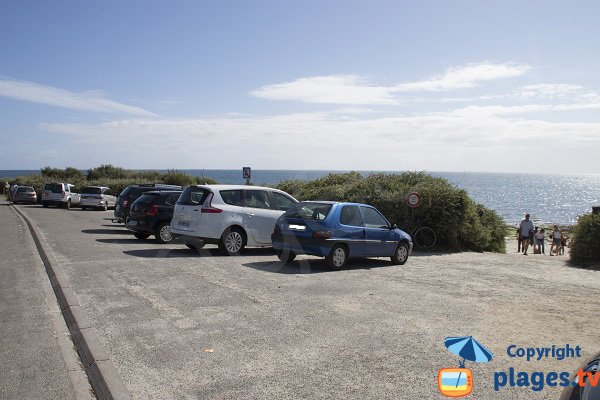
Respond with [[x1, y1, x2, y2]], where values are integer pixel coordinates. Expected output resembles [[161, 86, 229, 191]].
[[517, 213, 567, 256], [4, 182, 18, 201]]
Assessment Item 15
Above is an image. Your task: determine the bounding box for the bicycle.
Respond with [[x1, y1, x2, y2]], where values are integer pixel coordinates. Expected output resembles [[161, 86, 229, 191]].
[[409, 221, 437, 249]]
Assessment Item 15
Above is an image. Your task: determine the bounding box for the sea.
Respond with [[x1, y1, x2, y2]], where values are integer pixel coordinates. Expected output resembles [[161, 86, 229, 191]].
[[2, 169, 599, 226]]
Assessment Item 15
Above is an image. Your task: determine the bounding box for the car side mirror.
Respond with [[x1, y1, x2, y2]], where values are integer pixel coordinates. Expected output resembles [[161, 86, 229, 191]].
[[390, 223, 398, 229]]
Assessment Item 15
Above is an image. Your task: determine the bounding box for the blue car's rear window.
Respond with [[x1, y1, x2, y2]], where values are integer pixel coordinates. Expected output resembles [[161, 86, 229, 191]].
[[284, 202, 333, 221]]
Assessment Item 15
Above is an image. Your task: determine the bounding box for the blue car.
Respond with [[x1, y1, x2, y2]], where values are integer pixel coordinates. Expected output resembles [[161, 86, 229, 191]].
[[271, 201, 413, 269]]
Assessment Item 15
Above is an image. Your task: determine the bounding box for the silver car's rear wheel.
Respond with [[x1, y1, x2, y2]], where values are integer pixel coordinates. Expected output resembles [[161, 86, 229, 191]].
[[219, 228, 245, 256]]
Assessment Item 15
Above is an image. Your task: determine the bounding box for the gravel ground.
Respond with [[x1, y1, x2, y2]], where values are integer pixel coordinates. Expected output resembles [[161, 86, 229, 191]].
[[13, 204, 600, 399]]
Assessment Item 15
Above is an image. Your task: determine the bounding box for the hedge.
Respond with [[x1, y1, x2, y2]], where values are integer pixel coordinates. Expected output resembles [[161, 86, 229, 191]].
[[570, 213, 600, 265]]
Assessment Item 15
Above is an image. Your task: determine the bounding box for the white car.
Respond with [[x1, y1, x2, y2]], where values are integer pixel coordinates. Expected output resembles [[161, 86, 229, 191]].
[[80, 186, 117, 211], [170, 185, 298, 255], [41, 182, 80, 209]]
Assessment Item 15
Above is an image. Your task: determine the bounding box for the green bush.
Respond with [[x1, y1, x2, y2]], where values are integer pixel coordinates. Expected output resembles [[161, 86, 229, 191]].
[[570, 213, 600, 265], [277, 171, 506, 252], [6, 165, 218, 199]]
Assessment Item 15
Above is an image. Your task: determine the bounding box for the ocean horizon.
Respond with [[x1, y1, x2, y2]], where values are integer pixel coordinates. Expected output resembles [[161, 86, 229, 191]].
[[2, 169, 599, 226]]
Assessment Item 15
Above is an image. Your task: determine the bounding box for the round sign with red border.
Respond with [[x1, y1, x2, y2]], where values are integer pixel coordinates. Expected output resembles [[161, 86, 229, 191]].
[[405, 192, 421, 208]]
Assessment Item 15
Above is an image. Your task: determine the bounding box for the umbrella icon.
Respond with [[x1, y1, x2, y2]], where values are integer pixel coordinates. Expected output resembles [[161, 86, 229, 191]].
[[444, 336, 493, 367], [442, 336, 493, 393]]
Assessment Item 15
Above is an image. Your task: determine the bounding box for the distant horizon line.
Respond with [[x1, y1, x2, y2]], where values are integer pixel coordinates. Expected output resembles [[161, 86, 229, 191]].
[[1, 167, 599, 177]]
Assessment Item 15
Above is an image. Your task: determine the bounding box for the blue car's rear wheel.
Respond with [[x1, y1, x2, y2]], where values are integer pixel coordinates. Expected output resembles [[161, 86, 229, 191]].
[[327, 245, 348, 270], [391, 242, 409, 265], [276, 249, 296, 264]]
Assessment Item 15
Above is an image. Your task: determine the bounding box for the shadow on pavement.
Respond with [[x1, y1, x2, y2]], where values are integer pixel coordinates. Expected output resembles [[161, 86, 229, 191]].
[[122, 246, 276, 259], [243, 257, 396, 274], [123, 248, 202, 258], [83, 228, 131, 235], [96, 238, 145, 244]]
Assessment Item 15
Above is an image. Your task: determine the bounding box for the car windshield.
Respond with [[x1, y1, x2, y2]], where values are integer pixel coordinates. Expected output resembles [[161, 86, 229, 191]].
[[284, 202, 333, 220], [81, 187, 102, 194], [17, 187, 35, 192]]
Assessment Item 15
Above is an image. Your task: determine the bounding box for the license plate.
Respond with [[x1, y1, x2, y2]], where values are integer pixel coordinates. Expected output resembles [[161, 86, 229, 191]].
[[288, 224, 306, 231], [177, 220, 190, 228]]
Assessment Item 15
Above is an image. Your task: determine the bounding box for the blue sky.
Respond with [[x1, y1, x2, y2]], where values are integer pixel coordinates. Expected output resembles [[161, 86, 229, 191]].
[[1, 0, 600, 173]]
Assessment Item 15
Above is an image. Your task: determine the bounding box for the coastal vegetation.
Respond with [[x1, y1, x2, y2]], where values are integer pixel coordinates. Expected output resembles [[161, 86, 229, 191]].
[[570, 212, 600, 265], [276, 171, 507, 252], [3, 165, 217, 198]]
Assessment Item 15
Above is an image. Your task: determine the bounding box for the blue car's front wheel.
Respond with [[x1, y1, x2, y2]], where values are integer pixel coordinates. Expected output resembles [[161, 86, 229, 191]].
[[391, 242, 409, 265]]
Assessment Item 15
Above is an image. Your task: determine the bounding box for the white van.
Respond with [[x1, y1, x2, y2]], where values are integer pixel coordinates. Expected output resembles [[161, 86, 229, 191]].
[[170, 185, 298, 255], [41, 182, 80, 209]]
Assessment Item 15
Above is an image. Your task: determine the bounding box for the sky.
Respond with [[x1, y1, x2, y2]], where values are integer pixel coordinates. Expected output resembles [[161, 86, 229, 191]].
[[1, 0, 600, 173]]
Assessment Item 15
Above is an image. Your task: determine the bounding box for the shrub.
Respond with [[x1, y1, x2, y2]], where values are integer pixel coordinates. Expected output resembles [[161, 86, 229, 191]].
[[570, 213, 600, 265], [87, 164, 129, 180], [277, 171, 506, 252], [7, 165, 218, 199]]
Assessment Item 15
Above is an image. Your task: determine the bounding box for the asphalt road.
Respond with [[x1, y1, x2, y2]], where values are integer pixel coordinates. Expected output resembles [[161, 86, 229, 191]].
[[13, 204, 600, 399]]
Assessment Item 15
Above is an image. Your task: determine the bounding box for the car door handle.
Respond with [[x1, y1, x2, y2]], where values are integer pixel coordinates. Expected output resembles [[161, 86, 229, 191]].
[[247, 213, 255, 217], [193, 209, 199, 212]]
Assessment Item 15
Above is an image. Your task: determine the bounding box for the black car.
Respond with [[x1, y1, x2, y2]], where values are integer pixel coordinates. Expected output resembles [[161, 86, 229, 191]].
[[126, 190, 182, 243], [114, 184, 182, 223]]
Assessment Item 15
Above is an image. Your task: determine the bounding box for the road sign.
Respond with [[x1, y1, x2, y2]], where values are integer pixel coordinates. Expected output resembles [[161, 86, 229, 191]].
[[242, 167, 251, 179], [405, 192, 422, 208]]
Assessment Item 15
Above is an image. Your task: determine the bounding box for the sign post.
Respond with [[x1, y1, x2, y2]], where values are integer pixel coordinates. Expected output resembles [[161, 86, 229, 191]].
[[242, 167, 251, 185]]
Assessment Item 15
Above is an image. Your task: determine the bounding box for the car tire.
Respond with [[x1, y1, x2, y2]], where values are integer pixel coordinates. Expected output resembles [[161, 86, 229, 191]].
[[81, 206, 87, 211], [154, 222, 173, 244], [133, 232, 151, 240], [276, 249, 296, 264], [391, 242, 410, 265], [219, 227, 245, 256], [65, 199, 71, 209], [42, 203, 49, 208], [326, 244, 348, 270]]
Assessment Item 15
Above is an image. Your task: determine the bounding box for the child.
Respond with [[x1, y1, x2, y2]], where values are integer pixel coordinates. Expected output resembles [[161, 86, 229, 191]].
[[550, 225, 562, 256], [535, 228, 545, 255]]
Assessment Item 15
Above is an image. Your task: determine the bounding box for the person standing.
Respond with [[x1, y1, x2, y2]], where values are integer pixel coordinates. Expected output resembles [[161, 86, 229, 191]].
[[550, 225, 562, 256], [516, 228, 522, 253], [519, 213, 534, 255], [535, 228, 546, 255]]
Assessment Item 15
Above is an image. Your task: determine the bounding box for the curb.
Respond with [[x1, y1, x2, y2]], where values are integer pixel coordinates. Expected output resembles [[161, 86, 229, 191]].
[[12, 205, 131, 400]]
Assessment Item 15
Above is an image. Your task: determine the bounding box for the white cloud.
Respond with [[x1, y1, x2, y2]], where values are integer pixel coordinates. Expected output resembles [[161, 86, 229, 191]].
[[0, 77, 157, 117], [395, 62, 531, 92], [250, 75, 400, 105], [251, 62, 531, 105]]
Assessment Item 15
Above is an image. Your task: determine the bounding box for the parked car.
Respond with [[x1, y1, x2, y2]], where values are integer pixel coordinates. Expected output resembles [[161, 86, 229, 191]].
[[41, 182, 80, 209], [559, 350, 599, 400], [13, 186, 37, 204], [114, 184, 182, 223], [271, 201, 413, 269], [126, 190, 183, 243], [170, 184, 298, 255], [80, 186, 117, 211]]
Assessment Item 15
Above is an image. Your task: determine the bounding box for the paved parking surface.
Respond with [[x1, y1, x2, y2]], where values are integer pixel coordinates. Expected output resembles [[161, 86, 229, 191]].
[[12, 204, 600, 399]]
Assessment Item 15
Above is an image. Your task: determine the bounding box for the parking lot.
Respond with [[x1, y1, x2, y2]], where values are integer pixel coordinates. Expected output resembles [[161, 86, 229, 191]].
[[10, 204, 600, 399]]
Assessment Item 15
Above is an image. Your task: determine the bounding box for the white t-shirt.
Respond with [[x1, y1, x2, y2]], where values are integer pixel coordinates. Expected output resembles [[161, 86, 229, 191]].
[[535, 231, 545, 240]]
